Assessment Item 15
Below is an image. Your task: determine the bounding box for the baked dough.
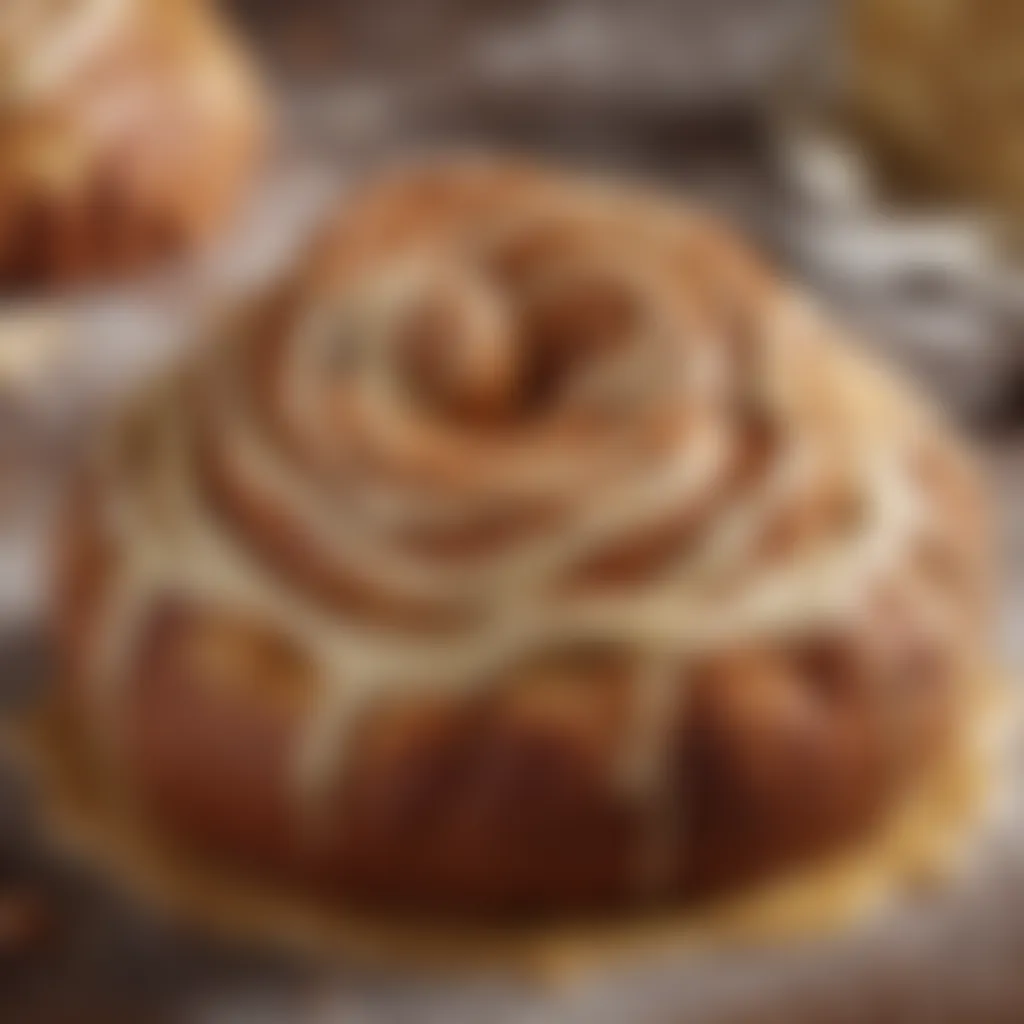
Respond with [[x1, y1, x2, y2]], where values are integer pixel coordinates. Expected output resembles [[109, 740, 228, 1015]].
[[0, 0, 264, 287], [55, 160, 993, 922], [849, 0, 1024, 220]]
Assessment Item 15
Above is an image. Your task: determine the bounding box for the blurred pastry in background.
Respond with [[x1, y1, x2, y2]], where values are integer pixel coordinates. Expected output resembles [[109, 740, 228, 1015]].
[[848, 0, 1024, 223], [0, 0, 265, 289], [51, 160, 995, 933]]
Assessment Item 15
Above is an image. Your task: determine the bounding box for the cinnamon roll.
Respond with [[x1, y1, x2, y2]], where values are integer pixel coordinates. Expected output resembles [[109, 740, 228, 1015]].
[[55, 160, 993, 920], [0, 0, 264, 288]]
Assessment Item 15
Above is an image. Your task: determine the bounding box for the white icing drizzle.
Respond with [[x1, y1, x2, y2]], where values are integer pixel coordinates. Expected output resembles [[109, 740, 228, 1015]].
[[80, 177, 958, 888], [618, 657, 686, 893]]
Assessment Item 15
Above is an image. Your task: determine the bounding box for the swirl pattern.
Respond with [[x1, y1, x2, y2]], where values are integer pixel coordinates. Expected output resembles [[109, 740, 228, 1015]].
[[61, 161, 989, 910]]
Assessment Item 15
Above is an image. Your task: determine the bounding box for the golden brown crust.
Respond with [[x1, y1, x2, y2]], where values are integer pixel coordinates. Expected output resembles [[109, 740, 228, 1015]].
[[848, 0, 1024, 218], [54, 159, 991, 920], [56, 552, 964, 916], [0, 0, 264, 288]]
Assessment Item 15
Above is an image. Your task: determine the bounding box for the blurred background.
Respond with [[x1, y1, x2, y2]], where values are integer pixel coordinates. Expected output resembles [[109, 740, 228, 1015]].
[[1, 0, 1022, 1021]]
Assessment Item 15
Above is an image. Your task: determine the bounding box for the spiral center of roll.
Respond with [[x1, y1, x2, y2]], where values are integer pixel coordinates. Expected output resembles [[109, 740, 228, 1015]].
[[388, 242, 661, 435], [397, 272, 526, 426]]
